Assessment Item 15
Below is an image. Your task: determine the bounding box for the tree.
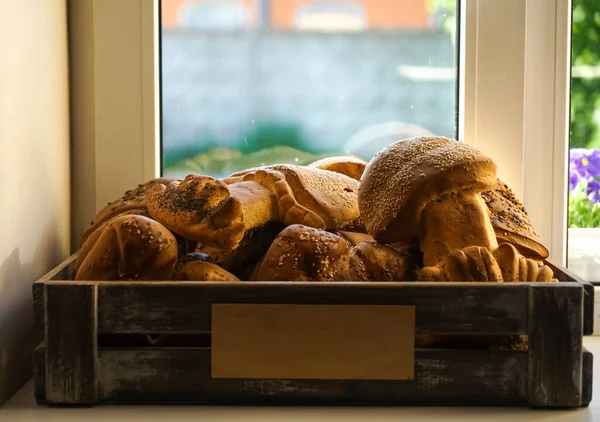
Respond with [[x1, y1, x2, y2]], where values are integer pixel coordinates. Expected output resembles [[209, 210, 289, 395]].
[[570, 0, 600, 149]]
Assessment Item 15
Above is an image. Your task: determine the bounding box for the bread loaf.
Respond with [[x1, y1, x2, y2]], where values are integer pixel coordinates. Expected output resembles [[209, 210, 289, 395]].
[[482, 179, 549, 259], [224, 164, 361, 230], [308, 156, 367, 181], [350, 241, 418, 281], [254, 224, 355, 281], [418, 244, 556, 282], [359, 136, 498, 268], [75, 214, 178, 281], [146, 174, 277, 250], [80, 177, 174, 246]]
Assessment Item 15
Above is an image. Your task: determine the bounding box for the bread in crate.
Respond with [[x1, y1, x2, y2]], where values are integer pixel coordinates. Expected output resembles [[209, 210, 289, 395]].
[[75, 136, 556, 284], [35, 137, 592, 409]]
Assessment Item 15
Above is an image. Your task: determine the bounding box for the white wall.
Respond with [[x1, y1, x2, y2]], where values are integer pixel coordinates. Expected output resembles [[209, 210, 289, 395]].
[[0, 0, 70, 405]]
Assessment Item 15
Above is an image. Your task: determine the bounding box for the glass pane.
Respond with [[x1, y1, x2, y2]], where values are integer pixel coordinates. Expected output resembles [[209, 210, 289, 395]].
[[160, 0, 459, 179], [568, 0, 600, 282]]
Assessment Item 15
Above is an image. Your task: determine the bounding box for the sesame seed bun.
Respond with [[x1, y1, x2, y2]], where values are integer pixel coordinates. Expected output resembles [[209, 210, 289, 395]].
[[80, 177, 175, 246], [74, 214, 178, 281], [358, 136, 498, 244]]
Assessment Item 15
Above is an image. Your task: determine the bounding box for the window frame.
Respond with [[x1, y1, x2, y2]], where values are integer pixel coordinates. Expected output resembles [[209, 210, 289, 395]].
[[69, 0, 572, 266]]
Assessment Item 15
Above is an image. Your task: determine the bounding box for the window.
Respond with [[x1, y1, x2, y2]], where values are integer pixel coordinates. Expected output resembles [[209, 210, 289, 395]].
[[160, 0, 459, 180], [293, 1, 367, 31], [178, 0, 252, 29], [72, 1, 572, 272], [567, 0, 600, 283]]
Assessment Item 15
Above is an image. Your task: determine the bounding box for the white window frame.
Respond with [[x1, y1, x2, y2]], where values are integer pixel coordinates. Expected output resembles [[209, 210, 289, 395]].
[[69, 0, 572, 266]]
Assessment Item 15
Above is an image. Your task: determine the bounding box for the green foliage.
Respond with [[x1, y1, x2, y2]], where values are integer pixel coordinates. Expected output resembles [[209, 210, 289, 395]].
[[570, 0, 600, 149], [570, 78, 600, 148], [572, 1, 600, 67], [162, 143, 215, 169], [429, 0, 458, 39], [569, 182, 600, 228], [163, 145, 336, 179], [241, 122, 305, 153], [162, 121, 306, 168]]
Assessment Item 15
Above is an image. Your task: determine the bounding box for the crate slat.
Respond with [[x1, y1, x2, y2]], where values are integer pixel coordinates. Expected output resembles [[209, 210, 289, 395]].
[[528, 283, 583, 407], [33, 254, 77, 333], [35, 256, 593, 408], [94, 282, 530, 335], [34, 343, 46, 404], [45, 282, 98, 404], [97, 348, 527, 405]]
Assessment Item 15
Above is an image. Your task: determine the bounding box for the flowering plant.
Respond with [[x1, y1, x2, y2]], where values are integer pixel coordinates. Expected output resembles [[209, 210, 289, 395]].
[[569, 148, 600, 228]]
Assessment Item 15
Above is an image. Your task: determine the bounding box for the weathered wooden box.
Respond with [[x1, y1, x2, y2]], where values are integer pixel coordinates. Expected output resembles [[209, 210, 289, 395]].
[[33, 255, 594, 408]]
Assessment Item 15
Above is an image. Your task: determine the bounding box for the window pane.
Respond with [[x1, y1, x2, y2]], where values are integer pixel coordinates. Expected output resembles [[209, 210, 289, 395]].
[[160, 0, 459, 179], [568, 0, 600, 282]]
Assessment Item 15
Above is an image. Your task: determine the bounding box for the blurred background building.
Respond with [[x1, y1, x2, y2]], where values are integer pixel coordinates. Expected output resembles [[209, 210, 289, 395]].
[[160, 0, 457, 178]]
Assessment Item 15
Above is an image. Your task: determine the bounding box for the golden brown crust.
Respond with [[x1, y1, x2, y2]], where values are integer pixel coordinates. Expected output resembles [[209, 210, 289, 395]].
[[358, 136, 497, 244], [350, 242, 418, 281], [334, 231, 375, 246], [76, 211, 159, 276], [536, 265, 555, 282], [308, 156, 367, 181], [80, 177, 174, 246], [227, 181, 280, 231], [492, 243, 555, 282], [254, 225, 418, 282], [418, 243, 556, 282], [145, 175, 253, 250], [492, 243, 520, 281], [75, 215, 178, 281], [254, 225, 355, 281], [338, 215, 368, 233], [417, 266, 446, 281], [418, 191, 498, 267], [228, 164, 360, 230], [481, 179, 549, 259], [172, 261, 240, 282], [445, 246, 502, 282], [224, 168, 326, 229]]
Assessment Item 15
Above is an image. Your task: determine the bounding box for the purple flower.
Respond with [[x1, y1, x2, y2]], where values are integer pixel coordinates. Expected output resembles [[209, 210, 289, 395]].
[[570, 171, 579, 191], [569, 148, 600, 191], [586, 179, 600, 204]]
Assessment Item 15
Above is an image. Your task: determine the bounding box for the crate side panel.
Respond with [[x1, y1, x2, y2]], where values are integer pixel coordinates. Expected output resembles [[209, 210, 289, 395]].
[[45, 282, 98, 404], [97, 283, 529, 335], [528, 283, 583, 407], [97, 348, 527, 405], [546, 261, 594, 335]]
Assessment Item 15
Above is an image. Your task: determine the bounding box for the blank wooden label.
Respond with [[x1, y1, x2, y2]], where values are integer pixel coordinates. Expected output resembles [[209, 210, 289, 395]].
[[211, 304, 415, 380]]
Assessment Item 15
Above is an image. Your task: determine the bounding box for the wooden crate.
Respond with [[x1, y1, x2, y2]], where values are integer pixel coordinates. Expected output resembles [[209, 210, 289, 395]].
[[33, 254, 594, 408]]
